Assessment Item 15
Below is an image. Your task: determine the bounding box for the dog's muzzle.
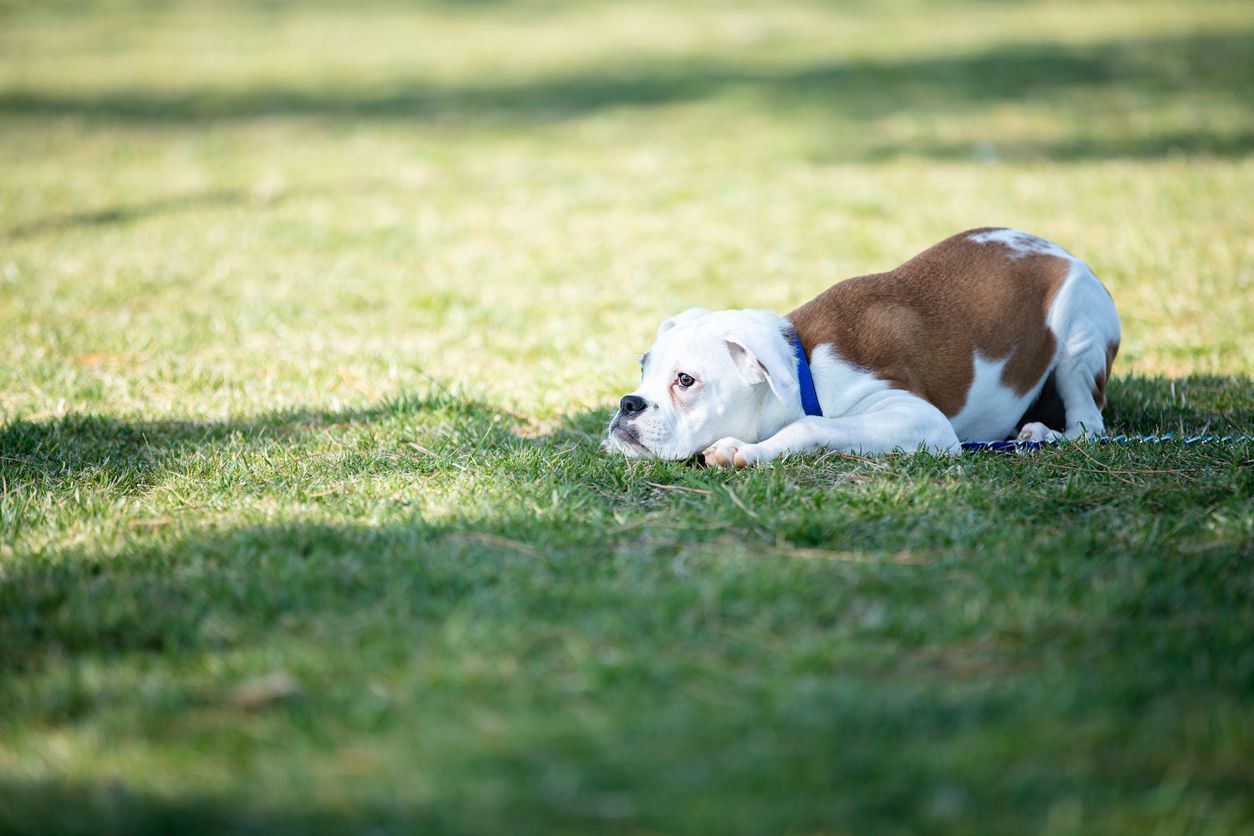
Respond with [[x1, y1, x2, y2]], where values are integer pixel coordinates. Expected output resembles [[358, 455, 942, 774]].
[[607, 396, 653, 456], [608, 417, 651, 455]]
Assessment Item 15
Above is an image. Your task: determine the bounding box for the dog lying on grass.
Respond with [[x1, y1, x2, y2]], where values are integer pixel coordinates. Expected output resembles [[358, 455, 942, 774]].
[[605, 228, 1120, 467]]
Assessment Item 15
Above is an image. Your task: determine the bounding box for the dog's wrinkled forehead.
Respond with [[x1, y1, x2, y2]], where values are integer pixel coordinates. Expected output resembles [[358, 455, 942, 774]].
[[642, 308, 724, 373], [656, 306, 712, 341], [640, 307, 801, 408]]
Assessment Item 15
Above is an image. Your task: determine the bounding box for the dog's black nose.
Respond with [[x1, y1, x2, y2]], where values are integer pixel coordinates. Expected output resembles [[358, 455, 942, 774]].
[[619, 395, 648, 416]]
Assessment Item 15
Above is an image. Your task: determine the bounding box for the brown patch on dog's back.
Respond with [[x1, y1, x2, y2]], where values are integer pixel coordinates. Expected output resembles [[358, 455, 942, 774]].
[[789, 229, 1071, 417]]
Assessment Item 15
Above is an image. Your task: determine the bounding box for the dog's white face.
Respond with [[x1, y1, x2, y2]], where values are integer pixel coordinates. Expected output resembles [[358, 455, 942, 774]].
[[604, 308, 800, 459]]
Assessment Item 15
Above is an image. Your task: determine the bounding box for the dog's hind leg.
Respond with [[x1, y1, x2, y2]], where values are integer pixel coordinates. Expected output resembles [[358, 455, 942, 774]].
[[1041, 260, 1121, 439]]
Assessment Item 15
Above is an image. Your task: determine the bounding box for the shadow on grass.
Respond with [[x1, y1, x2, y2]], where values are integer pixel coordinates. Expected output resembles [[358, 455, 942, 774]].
[[1, 374, 1247, 493], [1, 377, 1250, 833], [0, 175, 404, 241], [2, 30, 1250, 160], [0, 778, 430, 836], [860, 129, 1254, 163], [2, 462, 1250, 833], [0, 385, 536, 494], [1, 445, 1251, 833], [0, 189, 252, 242], [1, 372, 1248, 672]]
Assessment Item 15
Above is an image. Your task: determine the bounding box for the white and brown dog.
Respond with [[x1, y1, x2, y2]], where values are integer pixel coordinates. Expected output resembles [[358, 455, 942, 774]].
[[605, 228, 1120, 467]]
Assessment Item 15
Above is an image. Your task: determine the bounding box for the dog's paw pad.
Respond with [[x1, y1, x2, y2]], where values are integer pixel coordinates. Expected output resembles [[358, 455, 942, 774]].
[[703, 437, 747, 468], [1017, 422, 1062, 443]]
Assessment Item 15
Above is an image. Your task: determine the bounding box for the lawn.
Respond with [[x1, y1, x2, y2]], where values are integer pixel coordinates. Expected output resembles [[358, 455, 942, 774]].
[[1, 0, 1252, 833]]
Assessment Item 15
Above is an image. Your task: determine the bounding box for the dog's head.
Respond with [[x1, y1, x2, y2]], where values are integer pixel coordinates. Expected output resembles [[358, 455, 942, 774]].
[[604, 308, 800, 459]]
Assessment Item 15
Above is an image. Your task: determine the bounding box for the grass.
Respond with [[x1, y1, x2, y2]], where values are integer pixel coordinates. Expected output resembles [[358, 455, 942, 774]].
[[1, 0, 1252, 833]]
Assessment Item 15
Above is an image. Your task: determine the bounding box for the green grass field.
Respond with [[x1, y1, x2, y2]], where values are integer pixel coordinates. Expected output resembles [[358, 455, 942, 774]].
[[2, 0, 1252, 833]]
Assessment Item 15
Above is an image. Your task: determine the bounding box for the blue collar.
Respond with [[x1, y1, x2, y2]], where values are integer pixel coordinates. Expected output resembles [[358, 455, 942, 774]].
[[787, 326, 823, 417]]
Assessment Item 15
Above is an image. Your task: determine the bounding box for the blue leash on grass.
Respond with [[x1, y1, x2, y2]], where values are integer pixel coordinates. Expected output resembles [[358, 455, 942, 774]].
[[961, 434, 1254, 453]]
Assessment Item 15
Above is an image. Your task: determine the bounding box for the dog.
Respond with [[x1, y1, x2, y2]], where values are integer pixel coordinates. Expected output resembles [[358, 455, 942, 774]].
[[604, 228, 1120, 468]]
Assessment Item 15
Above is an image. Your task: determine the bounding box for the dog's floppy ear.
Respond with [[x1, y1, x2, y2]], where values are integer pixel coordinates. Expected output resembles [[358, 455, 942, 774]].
[[657, 307, 711, 340], [725, 328, 799, 407]]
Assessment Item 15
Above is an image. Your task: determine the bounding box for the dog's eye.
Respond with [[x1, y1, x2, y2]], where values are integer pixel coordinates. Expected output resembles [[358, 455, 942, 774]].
[[676, 372, 695, 389]]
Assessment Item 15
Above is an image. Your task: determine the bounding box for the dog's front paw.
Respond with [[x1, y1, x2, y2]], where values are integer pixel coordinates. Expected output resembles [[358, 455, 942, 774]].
[[1017, 422, 1063, 443], [703, 437, 745, 468], [702, 437, 767, 469]]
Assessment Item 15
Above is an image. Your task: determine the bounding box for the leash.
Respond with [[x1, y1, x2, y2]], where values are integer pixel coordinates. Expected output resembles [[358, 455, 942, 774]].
[[961, 434, 1254, 452]]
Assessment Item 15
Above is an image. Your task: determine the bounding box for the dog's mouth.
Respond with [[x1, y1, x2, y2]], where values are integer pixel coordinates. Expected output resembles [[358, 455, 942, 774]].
[[608, 423, 652, 456]]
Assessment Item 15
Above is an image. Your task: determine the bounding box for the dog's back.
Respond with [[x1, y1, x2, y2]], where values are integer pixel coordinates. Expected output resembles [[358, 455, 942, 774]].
[[789, 228, 1120, 441]]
